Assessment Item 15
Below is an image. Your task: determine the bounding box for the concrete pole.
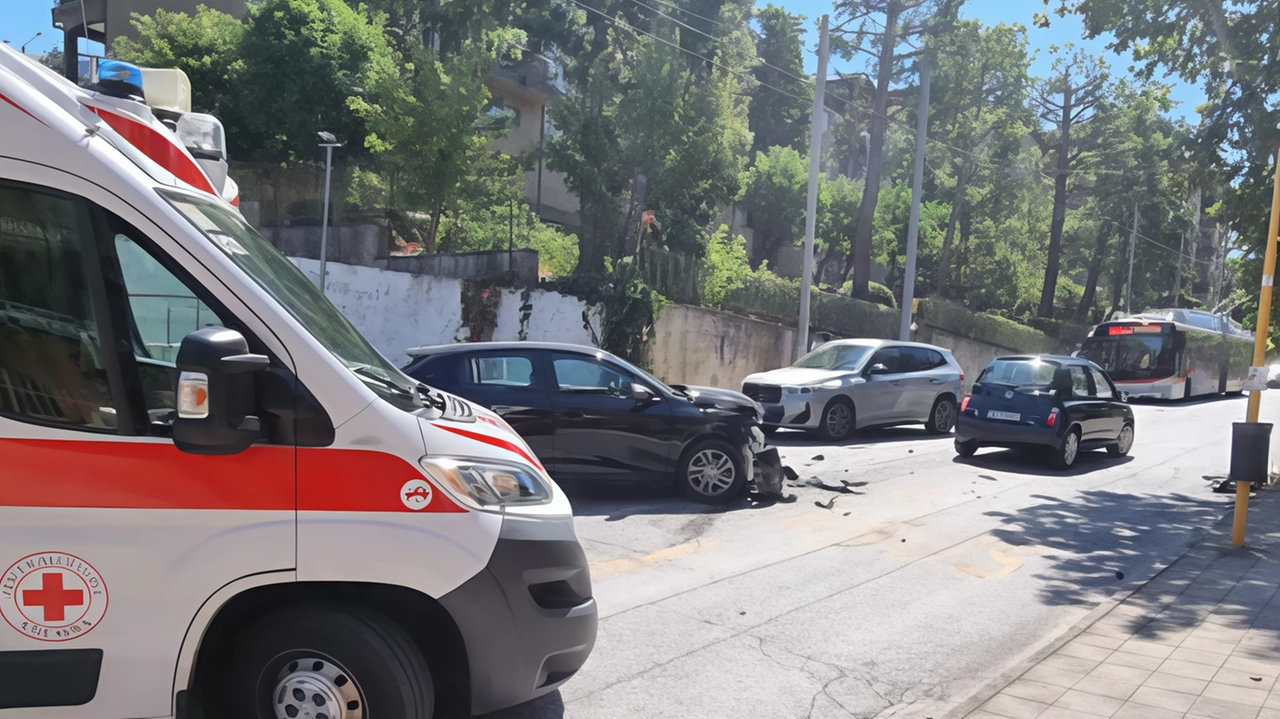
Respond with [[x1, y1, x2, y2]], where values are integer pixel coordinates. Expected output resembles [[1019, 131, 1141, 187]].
[[795, 14, 829, 361], [899, 62, 931, 341], [1126, 201, 1138, 313], [318, 144, 335, 295], [1234, 150, 1280, 546]]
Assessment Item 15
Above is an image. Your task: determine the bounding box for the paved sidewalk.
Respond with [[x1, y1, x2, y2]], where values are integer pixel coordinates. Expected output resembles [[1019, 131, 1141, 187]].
[[968, 491, 1280, 719]]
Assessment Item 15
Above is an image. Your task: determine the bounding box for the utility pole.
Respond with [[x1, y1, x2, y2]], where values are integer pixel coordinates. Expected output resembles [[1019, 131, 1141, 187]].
[[899, 61, 931, 341], [1233, 150, 1280, 546], [1125, 201, 1138, 313], [795, 14, 828, 361], [316, 131, 342, 295]]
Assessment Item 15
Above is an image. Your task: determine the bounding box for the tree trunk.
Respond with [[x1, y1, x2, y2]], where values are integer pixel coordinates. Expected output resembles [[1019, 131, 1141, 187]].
[[1180, 187, 1202, 303], [957, 203, 972, 295], [1107, 234, 1126, 317], [846, 1, 900, 298], [936, 171, 967, 299], [1075, 230, 1109, 320], [1037, 85, 1073, 319]]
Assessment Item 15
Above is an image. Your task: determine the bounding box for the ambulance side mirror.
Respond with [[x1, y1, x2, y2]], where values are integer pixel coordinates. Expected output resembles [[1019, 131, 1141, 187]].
[[173, 327, 269, 456]]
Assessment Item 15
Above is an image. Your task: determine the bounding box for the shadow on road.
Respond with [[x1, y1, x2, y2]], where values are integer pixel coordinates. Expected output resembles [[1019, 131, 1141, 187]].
[[560, 483, 786, 521], [954, 448, 1136, 477], [478, 690, 565, 719], [768, 425, 953, 448], [983, 488, 1226, 608], [1129, 393, 1248, 408]]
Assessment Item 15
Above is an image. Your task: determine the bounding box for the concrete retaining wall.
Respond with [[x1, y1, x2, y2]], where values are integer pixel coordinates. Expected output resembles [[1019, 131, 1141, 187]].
[[645, 304, 794, 390]]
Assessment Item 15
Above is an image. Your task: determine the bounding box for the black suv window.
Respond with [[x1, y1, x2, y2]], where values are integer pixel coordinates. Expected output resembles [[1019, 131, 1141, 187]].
[[471, 354, 537, 388], [0, 185, 117, 431], [553, 356, 633, 395]]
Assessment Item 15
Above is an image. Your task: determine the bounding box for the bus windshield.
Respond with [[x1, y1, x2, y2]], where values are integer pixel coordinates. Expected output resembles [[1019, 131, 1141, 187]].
[[1078, 334, 1177, 382]]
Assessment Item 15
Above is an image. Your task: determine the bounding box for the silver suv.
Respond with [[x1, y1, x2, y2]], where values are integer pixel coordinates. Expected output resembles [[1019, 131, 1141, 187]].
[[742, 339, 965, 441]]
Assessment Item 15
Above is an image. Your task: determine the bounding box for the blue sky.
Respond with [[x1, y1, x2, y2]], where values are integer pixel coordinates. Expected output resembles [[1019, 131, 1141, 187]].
[[1, 0, 1205, 122]]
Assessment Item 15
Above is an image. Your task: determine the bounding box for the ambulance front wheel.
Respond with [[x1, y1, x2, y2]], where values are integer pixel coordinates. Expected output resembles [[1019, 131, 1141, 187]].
[[221, 603, 435, 719]]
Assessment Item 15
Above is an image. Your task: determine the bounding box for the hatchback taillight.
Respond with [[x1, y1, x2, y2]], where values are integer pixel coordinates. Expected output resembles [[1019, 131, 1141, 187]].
[[1046, 408, 1059, 427], [960, 395, 970, 412]]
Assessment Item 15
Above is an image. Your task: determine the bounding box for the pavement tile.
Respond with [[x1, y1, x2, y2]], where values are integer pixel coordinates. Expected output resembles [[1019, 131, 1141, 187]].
[[1169, 647, 1231, 667], [1224, 657, 1280, 678], [1203, 683, 1272, 708], [1078, 633, 1128, 651], [1120, 641, 1177, 659], [1128, 686, 1199, 713], [1055, 689, 1126, 717], [1189, 695, 1263, 719], [1143, 671, 1209, 695], [1062, 642, 1119, 662], [968, 712, 1011, 719], [1071, 677, 1142, 701], [1266, 692, 1280, 710], [1160, 659, 1223, 681], [1212, 666, 1278, 692], [1004, 679, 1071, 705], [1024, 665, 1089, 690], [1045, 655, 1105, 675], [1089, 664, 1155, 685], [1192, 626, 1251, 644], [1182, 636, 1242, 655], [1111, 702, 1188, 719], [1040, 707, 1115, 719], [1105, 652, 1166, 671], [982, 693, 1052, 719], [1258, 709, 1280, 719]]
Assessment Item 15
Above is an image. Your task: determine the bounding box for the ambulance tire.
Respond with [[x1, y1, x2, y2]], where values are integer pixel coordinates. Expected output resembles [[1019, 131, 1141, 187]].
[[220, 603, 434, 719]]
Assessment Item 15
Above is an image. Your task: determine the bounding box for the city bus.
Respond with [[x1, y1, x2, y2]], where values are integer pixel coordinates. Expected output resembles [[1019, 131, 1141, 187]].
[[1077, 309, 1253, 400]]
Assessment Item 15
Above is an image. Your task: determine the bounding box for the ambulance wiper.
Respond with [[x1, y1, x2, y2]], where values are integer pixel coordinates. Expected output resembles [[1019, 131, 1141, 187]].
[[348, 363, 419, 404]]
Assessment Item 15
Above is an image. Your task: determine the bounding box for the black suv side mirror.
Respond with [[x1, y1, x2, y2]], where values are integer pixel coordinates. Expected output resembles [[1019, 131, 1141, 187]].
[[173, 327, 270, 455], [630, 382, 659, 402]]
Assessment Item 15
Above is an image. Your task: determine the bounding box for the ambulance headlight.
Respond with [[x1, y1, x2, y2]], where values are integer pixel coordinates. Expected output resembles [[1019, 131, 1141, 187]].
[[418, 457, 552, 510]]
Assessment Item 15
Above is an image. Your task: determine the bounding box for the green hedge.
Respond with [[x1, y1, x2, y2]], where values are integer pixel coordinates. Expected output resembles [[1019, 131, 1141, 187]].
[[918, 299, 1058, 354], [724, 274, 898, 339]]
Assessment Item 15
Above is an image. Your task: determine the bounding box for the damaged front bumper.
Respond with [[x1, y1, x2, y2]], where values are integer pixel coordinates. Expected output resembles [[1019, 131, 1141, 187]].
[[747, 426, 786, 497]]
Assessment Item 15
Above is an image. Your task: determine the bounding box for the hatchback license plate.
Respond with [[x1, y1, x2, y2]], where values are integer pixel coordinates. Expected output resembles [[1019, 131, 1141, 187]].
[[988, 410, 1021, 421]]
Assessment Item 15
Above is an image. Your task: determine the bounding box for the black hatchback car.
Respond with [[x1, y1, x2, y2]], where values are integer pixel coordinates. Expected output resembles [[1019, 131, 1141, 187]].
[[955, 355, 1135, 469], [403, 342, 772, 503]]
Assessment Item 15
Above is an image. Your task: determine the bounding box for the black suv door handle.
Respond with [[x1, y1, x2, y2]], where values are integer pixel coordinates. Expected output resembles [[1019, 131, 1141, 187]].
[[563, 411, 585, 419]]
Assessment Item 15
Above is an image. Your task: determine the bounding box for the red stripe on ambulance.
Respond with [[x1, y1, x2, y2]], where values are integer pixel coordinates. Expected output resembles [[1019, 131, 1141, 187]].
[[87, 106, 217, 195]]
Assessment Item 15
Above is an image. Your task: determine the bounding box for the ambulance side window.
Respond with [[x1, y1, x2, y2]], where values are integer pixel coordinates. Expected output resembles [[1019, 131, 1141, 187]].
[[109, 228, 229, 426], [0, 184, 119, 430]]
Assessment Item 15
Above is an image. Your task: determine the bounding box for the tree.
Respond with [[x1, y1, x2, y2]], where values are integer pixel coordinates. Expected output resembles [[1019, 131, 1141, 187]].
[[114, 7, 248, 152], [1031, 45, 1108, 318], [927, 21, 1034, 298], [748, 6, 810, 155], [738, 146, 807, 268], [830, 0, 962, 299]]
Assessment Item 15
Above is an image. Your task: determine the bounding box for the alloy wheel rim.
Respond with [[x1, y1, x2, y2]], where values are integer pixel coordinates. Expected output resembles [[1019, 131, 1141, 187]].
[[935, 401, 955, 431], [1119, 426, 1134, 454], [688, 449, 736, 496], [271, 655, 363, 719], [827, 404, 853, 437], [1063, 433, 1079, 466]]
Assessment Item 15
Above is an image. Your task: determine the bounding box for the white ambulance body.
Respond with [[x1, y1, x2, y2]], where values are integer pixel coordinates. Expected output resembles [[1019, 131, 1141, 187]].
[[0, 43, 595, 719]]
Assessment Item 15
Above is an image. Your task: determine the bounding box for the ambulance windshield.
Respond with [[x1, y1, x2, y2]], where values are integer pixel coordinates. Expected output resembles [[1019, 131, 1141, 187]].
[[159, 190, 420, 404]]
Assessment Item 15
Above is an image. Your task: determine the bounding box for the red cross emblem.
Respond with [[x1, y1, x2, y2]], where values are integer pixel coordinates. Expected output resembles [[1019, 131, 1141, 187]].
[[23, 572, 85, 623]]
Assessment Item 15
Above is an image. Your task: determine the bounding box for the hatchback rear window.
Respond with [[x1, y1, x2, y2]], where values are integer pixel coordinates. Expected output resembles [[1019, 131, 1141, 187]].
[[979, 360, 1056, 386]]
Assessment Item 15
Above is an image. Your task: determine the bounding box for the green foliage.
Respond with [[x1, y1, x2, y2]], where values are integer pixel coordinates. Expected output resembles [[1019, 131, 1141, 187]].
[[738, 146, 807, 268], [699, 225, 751, 306], [748, 6, 810, 155], [918, 298, 1059, 353]]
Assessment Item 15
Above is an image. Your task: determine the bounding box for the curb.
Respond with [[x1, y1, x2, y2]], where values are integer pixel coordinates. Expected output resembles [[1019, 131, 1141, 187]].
[[938, 501, 1245, 719]]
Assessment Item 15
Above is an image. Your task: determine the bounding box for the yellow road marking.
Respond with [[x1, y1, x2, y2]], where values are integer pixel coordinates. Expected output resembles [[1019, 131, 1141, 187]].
[[956, 543, 1023, 579], [589, 540, 717, 578]]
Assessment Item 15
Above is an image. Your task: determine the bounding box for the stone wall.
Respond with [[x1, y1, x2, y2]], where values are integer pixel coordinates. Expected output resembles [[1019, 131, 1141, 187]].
[[645, 304, 794, 390], [914, 299, 1071, 392]]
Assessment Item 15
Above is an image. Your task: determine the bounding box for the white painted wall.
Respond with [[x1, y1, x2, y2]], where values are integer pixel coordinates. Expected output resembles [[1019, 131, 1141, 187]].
[[492, 289, 602, 346], [291, 258, 465, 365], [289, 259, 604, 364]]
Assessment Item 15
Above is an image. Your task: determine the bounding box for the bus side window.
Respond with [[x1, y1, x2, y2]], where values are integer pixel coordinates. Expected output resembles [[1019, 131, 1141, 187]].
[[0, 184, 119, 430]]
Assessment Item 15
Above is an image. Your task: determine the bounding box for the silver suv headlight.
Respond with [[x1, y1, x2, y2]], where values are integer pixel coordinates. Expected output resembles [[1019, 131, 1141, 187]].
[[419, 456, 552, 511]]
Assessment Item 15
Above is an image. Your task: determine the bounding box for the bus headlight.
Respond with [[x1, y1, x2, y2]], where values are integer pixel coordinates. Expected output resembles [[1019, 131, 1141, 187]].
[[419, 456, 552, 510]]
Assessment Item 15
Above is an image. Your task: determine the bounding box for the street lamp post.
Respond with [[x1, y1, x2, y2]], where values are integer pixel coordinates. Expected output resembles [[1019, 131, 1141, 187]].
[[316, 131, 342, 295], [21, 32, 41, 54]]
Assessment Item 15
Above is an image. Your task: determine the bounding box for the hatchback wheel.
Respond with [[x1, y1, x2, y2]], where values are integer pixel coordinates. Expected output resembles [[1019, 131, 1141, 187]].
[[926, 396, 958, 434], [1052, 429, 1081, 469], [1108, 424, 1135, 457], [677, 439, 747, 503], [818, 398, 855, 441]]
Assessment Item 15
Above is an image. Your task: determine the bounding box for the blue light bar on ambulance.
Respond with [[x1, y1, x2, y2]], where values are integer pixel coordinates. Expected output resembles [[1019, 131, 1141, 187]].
[[95, 59, 145, 101]]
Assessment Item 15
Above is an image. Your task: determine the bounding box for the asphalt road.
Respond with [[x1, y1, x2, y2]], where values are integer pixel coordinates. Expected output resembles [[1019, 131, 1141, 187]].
[[486, 394, 1278, 719]]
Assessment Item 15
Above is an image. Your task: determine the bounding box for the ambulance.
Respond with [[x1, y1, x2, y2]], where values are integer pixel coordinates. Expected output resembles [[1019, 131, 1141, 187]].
[[0, 43, 595, 718]]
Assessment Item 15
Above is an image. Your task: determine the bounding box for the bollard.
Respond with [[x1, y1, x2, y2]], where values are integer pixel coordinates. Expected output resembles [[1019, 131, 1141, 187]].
[[1230, 422, 1272, 546]]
